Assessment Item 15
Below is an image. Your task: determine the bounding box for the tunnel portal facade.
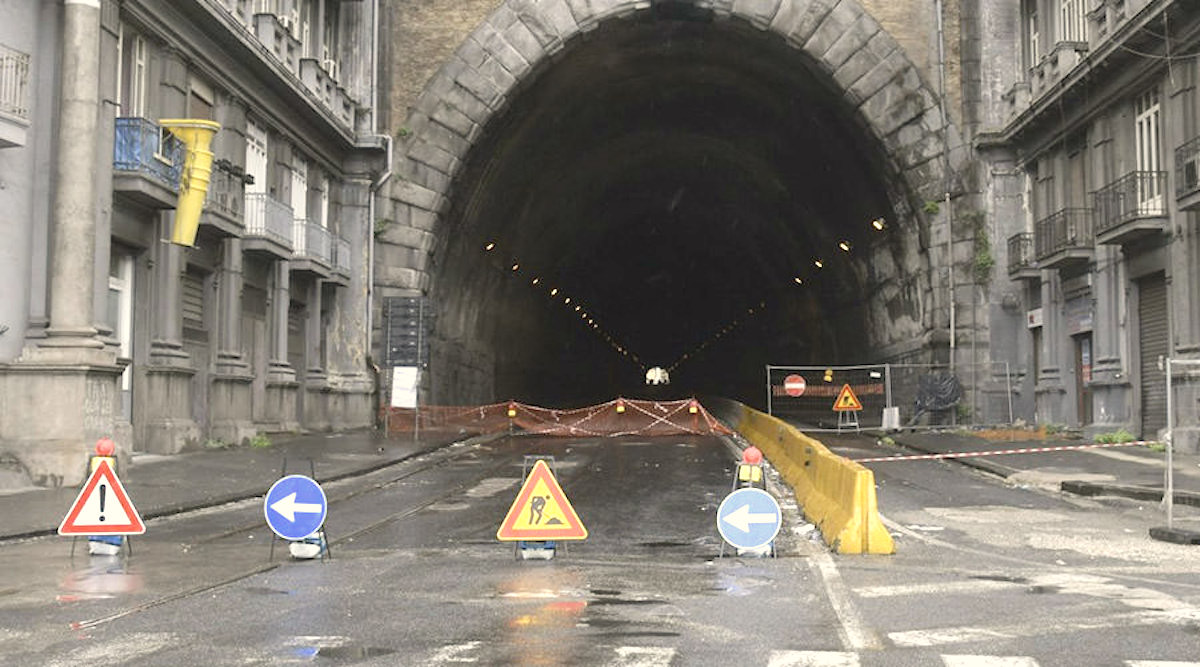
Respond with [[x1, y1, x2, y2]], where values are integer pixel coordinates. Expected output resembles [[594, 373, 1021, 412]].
[[377, 0, 972, 408]]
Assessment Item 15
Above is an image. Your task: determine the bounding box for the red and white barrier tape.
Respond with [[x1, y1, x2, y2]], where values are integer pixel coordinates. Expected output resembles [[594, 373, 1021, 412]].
[[853, 440, 1153, 463]]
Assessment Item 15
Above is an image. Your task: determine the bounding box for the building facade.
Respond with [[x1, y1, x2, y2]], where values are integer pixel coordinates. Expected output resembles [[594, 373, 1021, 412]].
[[0, 0, 387, 486], [982, 0, 1200, 449]]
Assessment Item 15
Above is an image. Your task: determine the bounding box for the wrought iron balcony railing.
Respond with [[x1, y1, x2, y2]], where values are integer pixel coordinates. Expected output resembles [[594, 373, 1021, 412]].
[[245, 193, 293, 249], [1007, 232, 1036, 275], [293, 219, 332, 265], [1092, 171, 1167, 236], [1034, 208, 1093, 261], [333, 237, 351, 275], [0, 43, 30, 121], [113, 117, 183, 187], [1177, 135, 1200, 199]]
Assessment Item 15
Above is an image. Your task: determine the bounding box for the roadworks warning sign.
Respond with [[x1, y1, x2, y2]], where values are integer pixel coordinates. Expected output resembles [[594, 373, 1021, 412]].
[[496, 460, 587, 541], [833, 383, 864, 412]]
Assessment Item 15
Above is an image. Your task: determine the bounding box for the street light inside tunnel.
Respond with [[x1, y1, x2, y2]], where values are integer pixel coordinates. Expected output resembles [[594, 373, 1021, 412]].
[[814, 259, 824, 269], [484, 242, 495, 251], [838, 240, 851, 252], [511, 263, 519, 271], [872, 217, 887, 231]]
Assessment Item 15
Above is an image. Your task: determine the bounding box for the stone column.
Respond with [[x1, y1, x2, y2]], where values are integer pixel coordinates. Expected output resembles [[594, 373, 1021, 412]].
[[215, 238, 247, 372], [43, 0, 104, 353], [265, 261, 297, 431], [1036, 271, 1067, 424]]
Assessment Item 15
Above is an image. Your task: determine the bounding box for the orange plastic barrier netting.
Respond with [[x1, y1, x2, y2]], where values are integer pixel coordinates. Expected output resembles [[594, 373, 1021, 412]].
[[381, 398, 733, 438]]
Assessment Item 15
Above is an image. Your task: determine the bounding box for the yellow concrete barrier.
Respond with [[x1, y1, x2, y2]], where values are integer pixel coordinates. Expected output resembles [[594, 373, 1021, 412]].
[[735, 404, 894, 554], [159, 119, 221, 247]]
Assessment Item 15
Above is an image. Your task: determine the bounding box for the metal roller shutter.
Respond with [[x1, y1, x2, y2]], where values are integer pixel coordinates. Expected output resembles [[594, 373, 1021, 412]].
[[1138, 273, 1168, 438]]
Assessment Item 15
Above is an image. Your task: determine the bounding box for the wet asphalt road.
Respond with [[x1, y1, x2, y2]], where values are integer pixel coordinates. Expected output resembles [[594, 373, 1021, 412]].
[[1, 433, 1199, 665]]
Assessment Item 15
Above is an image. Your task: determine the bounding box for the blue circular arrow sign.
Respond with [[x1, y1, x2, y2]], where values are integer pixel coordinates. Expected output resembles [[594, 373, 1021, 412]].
[[264, 475, 328, 541], [716, 487, 781, 550]]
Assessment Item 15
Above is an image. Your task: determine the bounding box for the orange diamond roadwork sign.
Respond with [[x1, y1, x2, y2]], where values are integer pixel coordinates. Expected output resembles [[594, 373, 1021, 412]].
[[58, 459, 145, 535], [496, 459, 587, 541], [833, 383, 864, 412]]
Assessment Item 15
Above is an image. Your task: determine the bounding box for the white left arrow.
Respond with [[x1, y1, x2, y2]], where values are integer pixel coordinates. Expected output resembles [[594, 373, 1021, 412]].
[[270, 492, 323, 522], [722, 503, 777, 533]]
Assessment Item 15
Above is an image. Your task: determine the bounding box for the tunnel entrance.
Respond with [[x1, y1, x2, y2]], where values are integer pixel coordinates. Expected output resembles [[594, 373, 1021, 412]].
[[383, 3, 953, 409]]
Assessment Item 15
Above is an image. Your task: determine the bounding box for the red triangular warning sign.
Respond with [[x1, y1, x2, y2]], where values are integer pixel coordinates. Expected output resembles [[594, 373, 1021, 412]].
[[833, 383, 863, 412], [497, 460, 587, 541], [58, 459, 145, 535]]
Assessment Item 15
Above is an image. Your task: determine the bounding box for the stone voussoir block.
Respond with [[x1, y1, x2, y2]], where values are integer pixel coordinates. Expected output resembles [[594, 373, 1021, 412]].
[[770, 0, 837, 49], [730, 0, 783, 29], [804, 0, 860, 61], [392, 179, 442, 211]]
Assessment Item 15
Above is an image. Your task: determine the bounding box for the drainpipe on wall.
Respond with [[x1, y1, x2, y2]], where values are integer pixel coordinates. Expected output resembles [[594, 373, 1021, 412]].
[[935, 0, 956, 370], [366, 0, 393, 412]]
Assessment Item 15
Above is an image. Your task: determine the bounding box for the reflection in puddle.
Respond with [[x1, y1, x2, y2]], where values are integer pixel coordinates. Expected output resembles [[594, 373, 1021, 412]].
[[57, 556, 142, 601]]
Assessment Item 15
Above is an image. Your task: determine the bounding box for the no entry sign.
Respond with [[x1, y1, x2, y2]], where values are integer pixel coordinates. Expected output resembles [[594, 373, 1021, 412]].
[[783, 374, 807, 397]]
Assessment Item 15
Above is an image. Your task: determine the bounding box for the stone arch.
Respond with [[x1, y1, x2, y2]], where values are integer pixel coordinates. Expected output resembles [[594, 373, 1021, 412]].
[[379, 0, 964, 404]]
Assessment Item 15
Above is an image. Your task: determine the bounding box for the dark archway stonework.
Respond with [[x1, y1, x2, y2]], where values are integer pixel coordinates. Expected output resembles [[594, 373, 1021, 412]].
[[377, 0, 966, 406]]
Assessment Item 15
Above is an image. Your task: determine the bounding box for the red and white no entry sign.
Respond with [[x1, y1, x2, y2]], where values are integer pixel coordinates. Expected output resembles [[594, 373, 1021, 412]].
[[783, 374, 806, 397]]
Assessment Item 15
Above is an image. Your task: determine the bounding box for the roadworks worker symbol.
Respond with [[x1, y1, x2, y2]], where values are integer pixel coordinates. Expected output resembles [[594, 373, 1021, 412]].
[[58, 459, 145, 535], [496, 460, 587, 541], [833, 383, 863, 412]]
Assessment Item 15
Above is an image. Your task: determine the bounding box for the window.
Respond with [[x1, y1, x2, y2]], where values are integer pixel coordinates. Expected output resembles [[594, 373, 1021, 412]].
[[291, 161, 308, 221], [245, 122, 268, 195], [320, 175, 330, 229], [188, 76, 215, 121], [119, 29, 147, 117], [1135, 88, 1161, 205], [1058, 0, 1088, 43], [108, 253, 134, 422], [1024, 0, 1041, 69]]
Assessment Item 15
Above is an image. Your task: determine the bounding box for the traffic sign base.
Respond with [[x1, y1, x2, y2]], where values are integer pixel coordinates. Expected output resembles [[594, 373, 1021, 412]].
[[267, 458, 333, 563], [837, 410, 860, 432]]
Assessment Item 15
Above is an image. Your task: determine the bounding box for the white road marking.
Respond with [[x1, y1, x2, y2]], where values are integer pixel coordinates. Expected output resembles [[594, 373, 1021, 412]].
[[608, 646, 675, 666], [427, 641, 482, 664], [889, 609, 1194, 648], [853, 579, 1020, 598], [942, 655, 1040, 666], [45, 632, 176, 667], [1125, 662, 1200, 666], [767, 649, 860, 666], [809, 550, 883, 650]]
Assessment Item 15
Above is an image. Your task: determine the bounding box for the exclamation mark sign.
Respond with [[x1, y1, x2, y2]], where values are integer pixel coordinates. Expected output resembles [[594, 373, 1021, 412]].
[[98, 484, 106, 522]]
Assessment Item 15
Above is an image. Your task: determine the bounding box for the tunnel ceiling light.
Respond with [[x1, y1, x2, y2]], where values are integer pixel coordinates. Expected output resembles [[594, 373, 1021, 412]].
[[550, 288, 558, 296], [574, 305, 581, 312], [484, 242, 495, 251], [532, 277, 540, 285], [814, 259, 824, 269], [872, 217, 886, 231], [511, 263, 520, 271], [564, 297, 571, 304], [838, 240, 851, 252], [794, 276, 804, 285]]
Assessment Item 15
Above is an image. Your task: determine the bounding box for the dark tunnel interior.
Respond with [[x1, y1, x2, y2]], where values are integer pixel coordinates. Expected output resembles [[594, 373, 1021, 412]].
[[434, 11, 908, 409]]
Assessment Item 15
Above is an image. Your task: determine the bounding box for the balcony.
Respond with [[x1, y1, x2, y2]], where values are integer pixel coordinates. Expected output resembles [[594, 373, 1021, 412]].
[[1034, 208, 1094, 271], [0, 43, 30, 147], [200, 163, 246, 237], [1006, 232, 1040, 281], [1092, 171, 1168, 245], [328, 236, 351, 286], [291, 219, 332, 277], [244, 193, 293, 259], [112, 117, 183, 209], [1176, 136, 1200, 211]]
